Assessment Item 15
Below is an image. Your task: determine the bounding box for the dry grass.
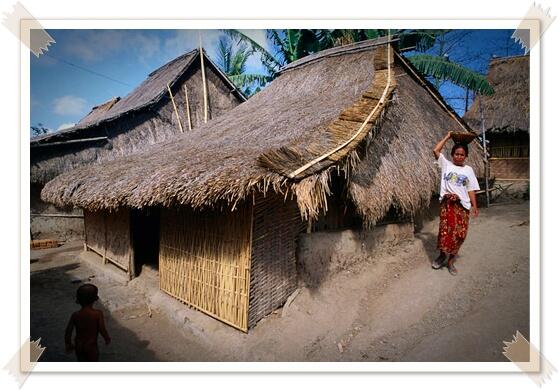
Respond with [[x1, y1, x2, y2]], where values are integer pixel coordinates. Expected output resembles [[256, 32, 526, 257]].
[[464, 55, 529, 133], [42, 38, 482, 226], [31, 50, 245, 184]]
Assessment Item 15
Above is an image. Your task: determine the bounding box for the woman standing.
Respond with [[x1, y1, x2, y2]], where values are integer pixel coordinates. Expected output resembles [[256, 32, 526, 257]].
[[432, 131, 480, 275]]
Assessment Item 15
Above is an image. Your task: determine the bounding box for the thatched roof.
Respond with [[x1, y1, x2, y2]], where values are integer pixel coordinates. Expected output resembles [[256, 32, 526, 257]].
[[77, 97, 120, 125], [31, 49, 245, 145], [42, 38, 482, 225], [463, 55, 529, 133]]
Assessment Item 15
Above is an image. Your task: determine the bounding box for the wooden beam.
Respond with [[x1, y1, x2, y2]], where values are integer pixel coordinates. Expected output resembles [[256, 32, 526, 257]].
[[167, 83, 184, 133], [31, 213, 83, 218], [31, 136, 108, 148], [184, 85, 193, 131], [199, 41, 209, 123]]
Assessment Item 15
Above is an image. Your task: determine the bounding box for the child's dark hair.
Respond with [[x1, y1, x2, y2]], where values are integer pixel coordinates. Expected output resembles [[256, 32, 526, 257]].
[[76, 284, 99, 306], [451, 142, 469, 157]]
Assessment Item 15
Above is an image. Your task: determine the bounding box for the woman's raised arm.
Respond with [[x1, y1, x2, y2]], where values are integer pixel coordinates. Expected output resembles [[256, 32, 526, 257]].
[[433, 131, 452, 159]]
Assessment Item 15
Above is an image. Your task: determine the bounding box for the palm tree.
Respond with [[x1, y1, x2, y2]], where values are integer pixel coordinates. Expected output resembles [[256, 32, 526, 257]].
[[225, 29, 494, 96], [215, 35, 269, 96]]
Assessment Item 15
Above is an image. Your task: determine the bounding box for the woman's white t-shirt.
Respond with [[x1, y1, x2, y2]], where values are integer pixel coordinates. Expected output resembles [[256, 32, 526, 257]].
[[437, 153, 480, 210]]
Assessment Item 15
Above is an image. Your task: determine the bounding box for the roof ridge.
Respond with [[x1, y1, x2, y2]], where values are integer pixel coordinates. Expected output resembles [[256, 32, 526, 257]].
[[279, 36, 398, 74], [148, 48, 199, 77], [489, 54, 529, 65]]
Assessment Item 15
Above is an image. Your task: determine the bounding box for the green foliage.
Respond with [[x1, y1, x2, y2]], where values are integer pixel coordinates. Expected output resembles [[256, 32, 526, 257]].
[[409, 54, 495, 95], [216, 35, 270, 96], [222, 29, 494, 98]]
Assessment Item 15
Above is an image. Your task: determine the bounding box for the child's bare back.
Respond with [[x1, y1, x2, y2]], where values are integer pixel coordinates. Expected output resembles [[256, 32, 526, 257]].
[[65, 284, 110, 361]]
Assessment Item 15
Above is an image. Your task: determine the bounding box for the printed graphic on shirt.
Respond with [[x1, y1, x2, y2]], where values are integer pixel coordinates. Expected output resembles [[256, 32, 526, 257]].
[[444, 172, 469, 186]]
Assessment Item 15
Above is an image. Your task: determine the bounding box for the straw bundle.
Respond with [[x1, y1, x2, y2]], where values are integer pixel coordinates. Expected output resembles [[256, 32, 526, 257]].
[[258, 45, 395, 180]]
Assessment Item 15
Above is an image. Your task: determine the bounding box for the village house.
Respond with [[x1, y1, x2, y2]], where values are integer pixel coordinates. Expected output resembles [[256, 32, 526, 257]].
[[42, 37, 483, 332]]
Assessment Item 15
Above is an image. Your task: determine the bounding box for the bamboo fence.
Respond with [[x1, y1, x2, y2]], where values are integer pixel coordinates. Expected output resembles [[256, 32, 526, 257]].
[[159, 205, 252, 331]]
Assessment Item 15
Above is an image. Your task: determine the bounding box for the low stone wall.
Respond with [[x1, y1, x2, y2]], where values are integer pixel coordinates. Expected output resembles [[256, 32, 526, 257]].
[[297, 223, 414, 287]]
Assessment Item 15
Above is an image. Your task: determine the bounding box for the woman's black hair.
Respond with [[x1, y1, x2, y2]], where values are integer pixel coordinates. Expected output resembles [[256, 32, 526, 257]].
[[76, 283, 99, 306], [451, 142, 469, 157]]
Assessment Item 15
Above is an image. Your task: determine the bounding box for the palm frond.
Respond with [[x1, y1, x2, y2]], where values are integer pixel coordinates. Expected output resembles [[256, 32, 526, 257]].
[[229, 73, 270, 87], [223, 29, 281, 71], [409, 54, 495, 95]]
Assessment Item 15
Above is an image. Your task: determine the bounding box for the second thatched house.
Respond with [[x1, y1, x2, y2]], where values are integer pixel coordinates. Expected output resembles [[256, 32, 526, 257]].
[[42, 37, 482, 332], [464, 54, 529, 183], [31, 48, 245, 240]]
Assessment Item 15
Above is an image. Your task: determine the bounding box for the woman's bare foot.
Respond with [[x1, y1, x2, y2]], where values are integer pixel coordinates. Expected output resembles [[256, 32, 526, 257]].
[[447, 256, 458, 275], [432, 252, 447, 269]]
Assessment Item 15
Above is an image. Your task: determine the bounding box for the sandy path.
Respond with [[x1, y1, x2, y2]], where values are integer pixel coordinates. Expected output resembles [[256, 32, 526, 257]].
[[30, 201, 529, 362]]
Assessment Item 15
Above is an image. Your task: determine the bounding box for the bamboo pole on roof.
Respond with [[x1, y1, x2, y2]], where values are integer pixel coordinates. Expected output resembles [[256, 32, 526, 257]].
[[184, 85, 193, 131], [167, 83, 184, 133], [199, 36, 209, 123], [287, 38, 394, 179]]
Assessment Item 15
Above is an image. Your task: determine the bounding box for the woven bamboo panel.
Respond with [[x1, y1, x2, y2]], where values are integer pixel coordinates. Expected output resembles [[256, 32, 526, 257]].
[[104, 209, 130, 271], [248, 194, 303, 328], [84, 209, 130, 271], [159, 204, 252, 331], [84, 210, 105, 256]]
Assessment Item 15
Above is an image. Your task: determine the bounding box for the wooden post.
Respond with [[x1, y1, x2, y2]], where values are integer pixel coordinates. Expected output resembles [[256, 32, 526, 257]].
[[103, 213, 107, 265], [479, 97, 491, 207], [128, 210, 136, 280], [199, 40, 208, 123], [167, 83, 184, 133], [83, 209, 88, 252], [184, 85, 193, 131]]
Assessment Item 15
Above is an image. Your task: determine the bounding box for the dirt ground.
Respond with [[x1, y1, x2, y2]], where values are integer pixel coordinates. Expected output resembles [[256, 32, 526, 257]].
[[30, 200, 529, 362]]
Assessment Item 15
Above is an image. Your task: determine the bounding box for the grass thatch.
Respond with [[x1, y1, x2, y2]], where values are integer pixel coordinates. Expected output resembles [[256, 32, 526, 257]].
[[31, 49, 245, 185], [463, 55, 529, 133], [42, 38, 482, 225], [258, 45, 396, 180], [77, 97, 121, 125]]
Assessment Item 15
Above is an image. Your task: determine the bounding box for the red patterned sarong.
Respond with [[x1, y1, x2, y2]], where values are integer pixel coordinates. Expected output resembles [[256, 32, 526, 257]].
[[437, 194, 470, 255]]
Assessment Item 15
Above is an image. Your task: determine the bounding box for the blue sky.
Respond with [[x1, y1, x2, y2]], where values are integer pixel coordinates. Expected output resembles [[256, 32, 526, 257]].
[[30, 29, 524, 135], [30, 29, 270, 133]]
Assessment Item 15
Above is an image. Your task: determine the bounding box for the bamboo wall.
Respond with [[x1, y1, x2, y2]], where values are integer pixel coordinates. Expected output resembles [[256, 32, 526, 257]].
[[248, 195, 302, 329], [84, 210, 105, 256], [84, 209, 131, 272], [159, 204, 252, 331]]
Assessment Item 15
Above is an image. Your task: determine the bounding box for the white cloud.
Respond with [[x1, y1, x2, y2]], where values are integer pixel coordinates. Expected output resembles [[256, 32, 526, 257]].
[[53, 95, 87, 116], [163, 30, 222, 63], [57, 122, 75, 131]]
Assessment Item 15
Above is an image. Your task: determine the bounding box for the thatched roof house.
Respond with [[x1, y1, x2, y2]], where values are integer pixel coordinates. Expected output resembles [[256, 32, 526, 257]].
[[42, 38, 482, 331], [31, 48, 246, 185], [31, 48, 245, 240], [463, 55, 529, 179]]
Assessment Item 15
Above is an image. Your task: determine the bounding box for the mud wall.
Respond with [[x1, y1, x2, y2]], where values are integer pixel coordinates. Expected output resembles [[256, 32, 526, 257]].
[[297, 223, 414, 287], [31, 183, 84, 241]]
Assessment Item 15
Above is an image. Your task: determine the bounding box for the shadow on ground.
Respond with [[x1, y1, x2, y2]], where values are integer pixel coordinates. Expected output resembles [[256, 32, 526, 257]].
[[31, 262, 158, 362]]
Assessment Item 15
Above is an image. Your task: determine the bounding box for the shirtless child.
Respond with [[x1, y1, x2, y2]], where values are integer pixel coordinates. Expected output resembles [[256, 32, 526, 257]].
[[65, 284, 111, 361]]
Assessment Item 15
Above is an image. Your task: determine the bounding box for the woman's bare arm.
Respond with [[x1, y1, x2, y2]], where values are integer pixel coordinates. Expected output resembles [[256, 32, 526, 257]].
[[468, 190, 479, 217], [433, 131, 452, 159]]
